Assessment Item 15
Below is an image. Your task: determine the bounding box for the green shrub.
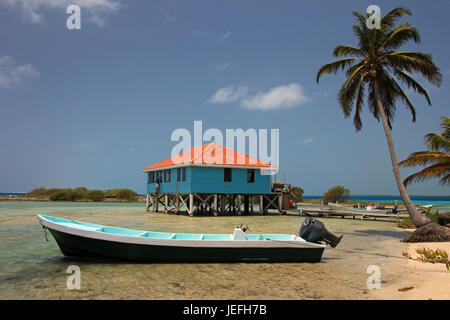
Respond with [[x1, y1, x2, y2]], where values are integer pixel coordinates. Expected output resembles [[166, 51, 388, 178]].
[[25, 186, 136, 202], [87, 190, 105, 202], [290, 186, 304, 201], [26, 187, 61, 199], [104, 188, 138, 201], [398, 209, 440, 228], [323, 185, 350, 204], [404, 248, 449, 270], [49, 189, 83, 201]]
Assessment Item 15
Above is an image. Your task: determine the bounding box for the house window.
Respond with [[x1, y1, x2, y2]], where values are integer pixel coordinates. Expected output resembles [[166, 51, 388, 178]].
[[247, 169, 255, 183], [177, 167, 186, 181], [224, 168, 232, 182], [156, 171, 162, 183], [148, 172, 155, 183], [164, 169, 171, 182]]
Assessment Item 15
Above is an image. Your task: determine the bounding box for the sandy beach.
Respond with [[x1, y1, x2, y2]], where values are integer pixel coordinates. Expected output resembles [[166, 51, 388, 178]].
[[369, 228, 450, 300]]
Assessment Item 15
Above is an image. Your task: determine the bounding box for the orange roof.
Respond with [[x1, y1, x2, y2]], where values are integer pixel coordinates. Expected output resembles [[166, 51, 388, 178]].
[[143, 143, 275, 171]]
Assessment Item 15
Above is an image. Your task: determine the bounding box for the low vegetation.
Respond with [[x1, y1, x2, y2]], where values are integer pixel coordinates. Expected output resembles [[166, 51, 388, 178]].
[[323, 186, 350, 204], [104, 188, 138, 201], [25, 187, 138, 202], [403, 248, 449, 270], [289, 186, 304, 202], [398, 208, 440, 229]]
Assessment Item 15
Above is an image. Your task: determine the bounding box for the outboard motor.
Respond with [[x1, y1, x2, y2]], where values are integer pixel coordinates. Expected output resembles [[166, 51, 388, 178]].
[[299, 217, 343, 248]]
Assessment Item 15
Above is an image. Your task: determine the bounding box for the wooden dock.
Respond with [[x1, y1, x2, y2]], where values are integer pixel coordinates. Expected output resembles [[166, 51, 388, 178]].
[[296, 208, 409, 222]]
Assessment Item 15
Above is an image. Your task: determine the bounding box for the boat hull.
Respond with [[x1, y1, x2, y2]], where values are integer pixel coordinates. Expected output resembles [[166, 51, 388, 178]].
[[47, 228, 325, 263]]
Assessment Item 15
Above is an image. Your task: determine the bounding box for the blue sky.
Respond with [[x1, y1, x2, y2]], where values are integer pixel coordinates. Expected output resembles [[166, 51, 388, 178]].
[[0, 0, 449, 195]]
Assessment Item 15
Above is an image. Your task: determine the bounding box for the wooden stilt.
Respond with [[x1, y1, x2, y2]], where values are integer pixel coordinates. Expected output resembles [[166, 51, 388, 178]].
[[259, 195, 263, 215], [164, 194, 168, 214], [189, 193, 194, 216], [244, 195, 249, 215], [237, 195, 241, 215], [175, 195, 180, 214]]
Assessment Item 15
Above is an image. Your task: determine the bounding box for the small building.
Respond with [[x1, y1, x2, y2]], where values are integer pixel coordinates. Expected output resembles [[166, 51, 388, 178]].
[[143, 143, 282, 216]]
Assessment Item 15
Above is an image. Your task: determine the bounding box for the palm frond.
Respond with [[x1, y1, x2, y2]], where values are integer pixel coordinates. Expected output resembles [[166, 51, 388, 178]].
[[337, 75, 362, 118], [333, 45, 366, 57], [367, 83, 379, 121], [403, 163, 450, 186], [393, 69, 431, 105], [399, 151, 450, 167], [438, 117, 450, 140], [424, 133, 450, 152], [383, 23, 420, 49], [383, 71, 416, 122], [439, 173, 450, 185], [353, 81, 365, 131], [380, 7, 412, 33], [386, 52, 443, 86], [316, 57, 361, 83]]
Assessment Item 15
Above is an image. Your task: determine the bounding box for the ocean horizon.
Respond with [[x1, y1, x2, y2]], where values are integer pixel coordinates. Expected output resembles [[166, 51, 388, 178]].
[[2, 192, 449, 204]]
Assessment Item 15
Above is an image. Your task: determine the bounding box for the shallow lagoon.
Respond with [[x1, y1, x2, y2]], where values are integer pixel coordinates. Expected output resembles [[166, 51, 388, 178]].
[[0, 201, 409, 299]]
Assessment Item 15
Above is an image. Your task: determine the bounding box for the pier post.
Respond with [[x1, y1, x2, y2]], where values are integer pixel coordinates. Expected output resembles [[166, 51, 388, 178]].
[[278, 194, 283, 215], [146, 193, 150, 212]]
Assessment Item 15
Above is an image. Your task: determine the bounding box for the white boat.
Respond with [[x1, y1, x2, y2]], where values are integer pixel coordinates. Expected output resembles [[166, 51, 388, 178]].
[[37, 215, 343, 263]]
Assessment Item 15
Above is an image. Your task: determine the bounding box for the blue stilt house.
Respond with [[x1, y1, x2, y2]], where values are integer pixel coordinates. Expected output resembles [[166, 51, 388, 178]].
[[143, 143, 280, 216]]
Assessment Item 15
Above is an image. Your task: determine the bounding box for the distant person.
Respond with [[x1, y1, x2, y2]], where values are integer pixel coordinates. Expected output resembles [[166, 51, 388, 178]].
[[155, 180, 160, 196], [392, 200, 399, 214]]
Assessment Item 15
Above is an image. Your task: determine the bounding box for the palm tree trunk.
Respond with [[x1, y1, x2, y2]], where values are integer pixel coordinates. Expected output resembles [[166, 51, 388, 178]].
[[374, 78, 431, 227]]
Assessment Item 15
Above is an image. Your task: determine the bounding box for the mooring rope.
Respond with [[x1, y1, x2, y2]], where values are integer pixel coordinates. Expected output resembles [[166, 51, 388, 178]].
[[42, 225, 49, 242]]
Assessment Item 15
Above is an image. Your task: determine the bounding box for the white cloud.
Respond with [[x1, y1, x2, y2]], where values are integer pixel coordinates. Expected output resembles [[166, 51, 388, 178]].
[[0, 55, 39, 88], [1, 0, 120, 25], [208, 85, 248, 104], [221, 31, 231, 39], [301, 137, 314, 145], [241, 83, 310, 110], [217, 62, 232, 71]]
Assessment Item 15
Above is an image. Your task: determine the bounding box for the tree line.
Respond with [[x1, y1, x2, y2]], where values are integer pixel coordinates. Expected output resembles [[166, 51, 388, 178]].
[[25, 187, 139, 202]]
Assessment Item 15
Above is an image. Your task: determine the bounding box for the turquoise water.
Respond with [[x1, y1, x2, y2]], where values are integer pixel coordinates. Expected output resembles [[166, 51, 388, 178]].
[[303, 195, 450, 204], [0, 201, 411, 299]]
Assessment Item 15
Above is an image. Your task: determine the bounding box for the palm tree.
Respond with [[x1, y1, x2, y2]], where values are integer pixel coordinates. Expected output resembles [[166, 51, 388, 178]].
[[399, 116, 450, 186], [316, 7, 442, 229]]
